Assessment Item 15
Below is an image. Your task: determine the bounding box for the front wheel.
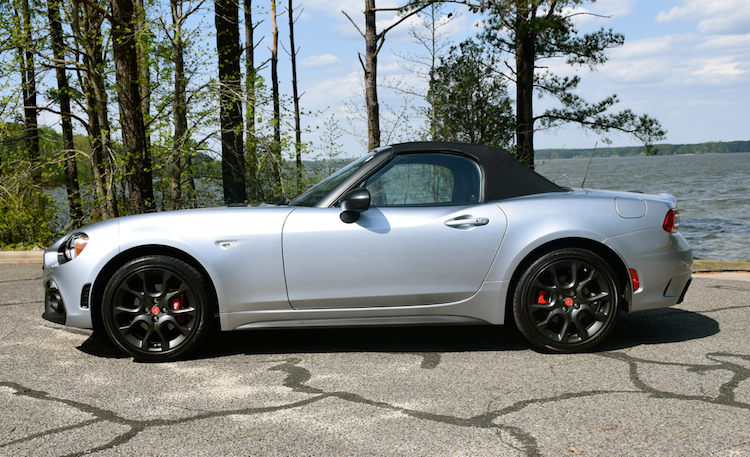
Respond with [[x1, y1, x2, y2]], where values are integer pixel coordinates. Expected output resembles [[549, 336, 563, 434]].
[[102, 256, 213, 362], [512, 248, 621, 353]]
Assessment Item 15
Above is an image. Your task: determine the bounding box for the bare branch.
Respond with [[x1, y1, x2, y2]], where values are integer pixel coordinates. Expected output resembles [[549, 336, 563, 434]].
[[378, 2, 432, 39], [342, 10, 365, 38], [72, 0, 116, 23], [563, 11, 613, 20]]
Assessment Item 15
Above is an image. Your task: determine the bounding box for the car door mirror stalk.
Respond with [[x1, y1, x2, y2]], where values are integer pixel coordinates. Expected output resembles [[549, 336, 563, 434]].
[[339, 188, 370, 223]]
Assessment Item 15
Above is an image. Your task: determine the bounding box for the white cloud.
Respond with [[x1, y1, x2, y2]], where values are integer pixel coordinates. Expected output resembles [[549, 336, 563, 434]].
[[539, 29, 749, 89], [589, 0, 635, 19], [697, 33, 750, 50], [301, 71, 363, 108], [611, 35, 677, 59], [303, 0, 367, 18], [689, 56, 747, 82], [301, 54, 342, 67], [586, 33, 749, 87], [656, 0, 750, 35]]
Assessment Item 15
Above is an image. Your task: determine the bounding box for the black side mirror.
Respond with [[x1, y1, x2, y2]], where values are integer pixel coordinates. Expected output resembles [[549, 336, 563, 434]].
[[339, 187, 370, 223]]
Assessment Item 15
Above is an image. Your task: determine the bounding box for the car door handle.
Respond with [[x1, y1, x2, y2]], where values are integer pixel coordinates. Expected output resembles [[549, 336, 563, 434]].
[[445, 217, 490, 227]]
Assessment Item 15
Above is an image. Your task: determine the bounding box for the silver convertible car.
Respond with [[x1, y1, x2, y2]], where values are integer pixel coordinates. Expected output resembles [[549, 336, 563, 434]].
[[43, 142, 693, 361]]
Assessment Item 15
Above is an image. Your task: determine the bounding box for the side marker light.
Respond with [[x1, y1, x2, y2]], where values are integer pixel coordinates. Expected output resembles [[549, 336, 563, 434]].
[[75, 236, 89, 256], [629, 268, 640, 292]]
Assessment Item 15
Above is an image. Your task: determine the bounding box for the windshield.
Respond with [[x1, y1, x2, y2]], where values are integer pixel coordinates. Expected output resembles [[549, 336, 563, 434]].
[[289, 152, 377, 207]]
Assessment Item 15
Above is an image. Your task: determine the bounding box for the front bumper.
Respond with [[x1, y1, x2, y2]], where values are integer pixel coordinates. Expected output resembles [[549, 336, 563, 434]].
[[41, 219, 120, 329], [42, 275, 66, 324], [42, 273, 92, 326], [42, 254, 96, 329]]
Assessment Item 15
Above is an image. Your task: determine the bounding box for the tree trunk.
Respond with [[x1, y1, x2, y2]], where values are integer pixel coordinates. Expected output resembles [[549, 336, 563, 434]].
[[344, 0, 429, 150], [17, 0, 40, 182], [289, 0, 302, 189], [47, 0, 83, 227], [244, 0, 260, 201], [74, 1, 118, 219], [514, 1, 535, 169], [171, 0, 186, 209], [135, 0, 153, 183], [111, 0, 155, 213], [270, 0, 283, 195], [80, 51, 108, 220], [364, 0, 380, 151], [215, 0, 247, 204]]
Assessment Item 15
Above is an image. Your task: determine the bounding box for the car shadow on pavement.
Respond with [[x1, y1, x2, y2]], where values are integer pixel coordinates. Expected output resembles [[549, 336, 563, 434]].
[[195, 324, 531, 360], [75, 307, 718, 361], [597, 307, 719, 352]]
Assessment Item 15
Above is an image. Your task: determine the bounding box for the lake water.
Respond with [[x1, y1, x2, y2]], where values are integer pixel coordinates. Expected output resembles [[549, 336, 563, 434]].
[[535, 152, 750, 262]]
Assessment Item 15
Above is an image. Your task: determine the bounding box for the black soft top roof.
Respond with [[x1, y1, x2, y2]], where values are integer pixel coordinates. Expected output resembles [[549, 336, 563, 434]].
[[390, 142, 566, 201]]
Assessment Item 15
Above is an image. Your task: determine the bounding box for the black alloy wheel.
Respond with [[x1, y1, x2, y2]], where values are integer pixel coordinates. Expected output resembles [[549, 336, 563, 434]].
[[513, 248, 621, 352], [102, 256, 213, 362]]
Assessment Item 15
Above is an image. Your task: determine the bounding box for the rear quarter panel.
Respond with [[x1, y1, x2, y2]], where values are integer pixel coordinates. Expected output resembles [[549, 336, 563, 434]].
[[485, 190, 691, 314], [486, 191, 654, 282]]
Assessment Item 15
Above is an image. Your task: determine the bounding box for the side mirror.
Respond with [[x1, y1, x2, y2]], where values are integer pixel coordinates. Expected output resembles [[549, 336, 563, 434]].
[[339, 187, 370, 223]]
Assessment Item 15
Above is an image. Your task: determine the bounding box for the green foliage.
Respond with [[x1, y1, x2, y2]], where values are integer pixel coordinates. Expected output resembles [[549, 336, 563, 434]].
[[539, 90, 666, 152], [0, 186, 53, 248], [472, 0, 665, 164], [0, 124, 55, 248], [429, 39, 514, 148]]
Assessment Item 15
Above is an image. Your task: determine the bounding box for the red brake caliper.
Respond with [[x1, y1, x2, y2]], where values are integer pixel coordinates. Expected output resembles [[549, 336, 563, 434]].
[[171, 294, 186, 324], [537, 290, 550, 304]]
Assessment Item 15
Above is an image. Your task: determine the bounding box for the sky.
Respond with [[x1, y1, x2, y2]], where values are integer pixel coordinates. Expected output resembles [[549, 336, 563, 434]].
[[253, 0, 750, 155]]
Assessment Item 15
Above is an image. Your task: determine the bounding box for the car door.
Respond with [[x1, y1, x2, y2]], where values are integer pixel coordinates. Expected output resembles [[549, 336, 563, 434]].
[[282, 152, 508, 309]]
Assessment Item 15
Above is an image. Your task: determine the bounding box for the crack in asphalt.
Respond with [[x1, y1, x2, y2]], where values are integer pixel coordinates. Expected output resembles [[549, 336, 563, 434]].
[[5, 350, 750, 456], [0, 300, 43, 308], [44, 324, 93, 337], [0, 380, 328, 457], [687, 304, 750, 314], [706, 284, 750, 292], [646, 303, 750, 315], [598, 352, 750, 410], [0, 276, 42, 284]]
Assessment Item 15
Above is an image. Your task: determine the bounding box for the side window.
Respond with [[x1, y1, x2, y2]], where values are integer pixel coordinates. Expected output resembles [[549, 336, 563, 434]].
[[365, 153, 481, 206]]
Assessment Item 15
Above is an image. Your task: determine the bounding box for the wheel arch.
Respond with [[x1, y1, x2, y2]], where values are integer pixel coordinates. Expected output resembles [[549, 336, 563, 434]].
[[90, 245, 220, 335], [504, 237, 633, 324]]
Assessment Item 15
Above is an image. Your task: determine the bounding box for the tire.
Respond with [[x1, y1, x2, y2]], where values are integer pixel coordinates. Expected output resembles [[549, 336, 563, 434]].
[[102, 256, 213, 362], [512, 248, 621, 353]]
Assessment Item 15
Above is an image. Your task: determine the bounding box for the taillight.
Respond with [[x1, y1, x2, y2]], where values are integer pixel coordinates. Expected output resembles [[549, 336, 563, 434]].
[[663, 209, 680, 233]]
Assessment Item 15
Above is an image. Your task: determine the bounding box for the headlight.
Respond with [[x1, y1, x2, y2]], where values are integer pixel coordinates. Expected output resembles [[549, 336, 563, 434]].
[[62, 233, 89, 262]]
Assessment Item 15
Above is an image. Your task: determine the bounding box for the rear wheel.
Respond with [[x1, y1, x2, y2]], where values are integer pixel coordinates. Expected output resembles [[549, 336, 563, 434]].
[[513, 248, 621, 352], [102, 256, 213, 362]]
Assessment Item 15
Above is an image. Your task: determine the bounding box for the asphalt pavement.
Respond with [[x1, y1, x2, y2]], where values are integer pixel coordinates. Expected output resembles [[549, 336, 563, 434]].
[[1, 262, 750, 456]]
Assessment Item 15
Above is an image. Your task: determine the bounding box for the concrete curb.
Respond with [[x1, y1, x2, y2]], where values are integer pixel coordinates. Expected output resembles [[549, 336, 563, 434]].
[[692, 259, 750, 273], [0, 251, 44, 264]]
